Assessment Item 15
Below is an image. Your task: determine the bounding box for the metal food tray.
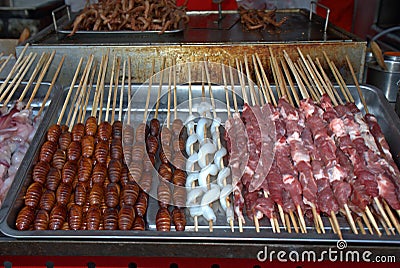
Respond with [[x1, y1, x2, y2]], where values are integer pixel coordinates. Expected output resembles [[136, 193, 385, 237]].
[[0, 81, 62, 214], [52, 5, 184, 36], [0, 83, 399, 245]]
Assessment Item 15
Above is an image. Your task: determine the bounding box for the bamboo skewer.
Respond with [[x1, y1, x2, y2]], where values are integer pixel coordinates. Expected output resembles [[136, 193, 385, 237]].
[[66, 55, 93, 127], [0, 54, 12, 75], [0, 43, 29, 97], [97, 51, 110, 122], [57, 57, 84, 125], [154, 57, 166, 120], [1, 53, 36, 105], [228, 61, 244, 232], [36, 55, 66, 118], [80, 60, 97, 123], [111, 57, 121, 124], [127, 56, 132, 124], [105, 55, 117, 123], [25, 51, 56, 108], [255, 53, 276, 106], [143, 58, 155, 124], [70, 55, 94, 130], [119, 60, 126, 122], [21, 52, 54, 104]]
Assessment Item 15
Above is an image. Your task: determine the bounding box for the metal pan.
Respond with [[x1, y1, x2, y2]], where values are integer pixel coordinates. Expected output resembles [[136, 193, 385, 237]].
[[0, 81, 62, 217], [0, 83, 399, 244]]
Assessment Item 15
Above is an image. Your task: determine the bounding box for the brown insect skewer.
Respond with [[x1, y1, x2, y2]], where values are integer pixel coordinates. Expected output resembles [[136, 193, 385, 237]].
[[36, 55, 66, 118], [0, 52, 36, 104], [111, 57, 122, 124], [205, 60, 235, 232], [25, 51, 56, 109], [345, 55, 400, 235], [69, 55, 94, 132], [0, 43, 29, 96], [57, 57, 84, 126]]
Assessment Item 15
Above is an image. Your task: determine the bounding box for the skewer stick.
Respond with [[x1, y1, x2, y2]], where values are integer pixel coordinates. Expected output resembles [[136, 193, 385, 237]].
[[374, 197, 395, 235], [315, 57, 343, 105], [323, 54, 349, 103], [235, 59, 248, 104], [20, 52, 52, 103], [356, 217, 367, 235], [330, 211, 343, 240], [378, 215, 391, 236], [221, 63, 235, 232], [36, 55, 65, 118], [143, 59, 155, 123], [92, 55, 104, 118], [173, 58, 177, 121], [80, 61, 97, 123], [344, 204, 358, 234], [57, 57, 84, 125], [345, 55, 368, 113], [294, 61, 319, 102], [280, 58, 299, 107], [365, 206, 382, 236], [383, 200, 400, 234], [70, 55, 94, 129], [97, 51, 110, 122], [66, 55, 92, 126], [111, 57, 121, 124], [105, 55, 117, 123], [237, 62, 261, 233], [154, 57, 166, 119], [251, 55, 266, 105], [119, 59, 126, 122], [255, 53, 276, 106], [201, 60, 214, 232], [306, 55, 329, 94], [0, 43, 29, 97], [127, 56, 132, 123], [282, 51, 308, 100], [361, 212, 374, 234], [25, 51, 56, 108], [0, 54, 31, 101], [289, 210, 299, 233], [297, 48, 325, 98], [328, 216, 337, 234], [244, 54, 258, 106], [187, 60, 199, 232], [2, 53, 36, 105], [0, 54, 12, 74], [228, 61, 244, 232], [285, 213, 291, 233]]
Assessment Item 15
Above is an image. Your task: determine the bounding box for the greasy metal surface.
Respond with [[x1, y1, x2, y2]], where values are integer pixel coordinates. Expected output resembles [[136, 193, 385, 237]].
[[30, 9, 361, 44], [15, 43, 366, 88], [1, 83, 399, 244]]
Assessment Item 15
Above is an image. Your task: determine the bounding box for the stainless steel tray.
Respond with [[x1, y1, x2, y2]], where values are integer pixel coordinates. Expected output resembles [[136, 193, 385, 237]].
[[52, 6, 185, 36], [0, 83, 399, 244], [0, 81, 62, 213]]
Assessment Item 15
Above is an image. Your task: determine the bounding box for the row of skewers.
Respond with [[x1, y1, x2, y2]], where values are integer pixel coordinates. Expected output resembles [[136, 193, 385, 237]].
[[0, 44, 64, 209], [11, 48, 400, 238]]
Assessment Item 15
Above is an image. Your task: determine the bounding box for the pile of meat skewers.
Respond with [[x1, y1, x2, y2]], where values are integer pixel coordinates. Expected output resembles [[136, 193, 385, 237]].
[[69, 0, 189, 36]]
